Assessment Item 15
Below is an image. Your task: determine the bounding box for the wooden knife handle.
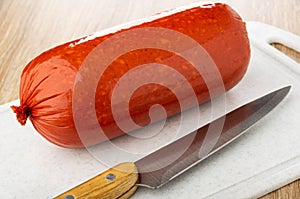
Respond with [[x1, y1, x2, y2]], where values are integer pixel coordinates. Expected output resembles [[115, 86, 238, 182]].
[[53, 162, 139, 199]]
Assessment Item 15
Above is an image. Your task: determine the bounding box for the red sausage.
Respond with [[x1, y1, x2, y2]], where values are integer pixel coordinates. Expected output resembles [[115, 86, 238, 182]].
[[11, 3, 250, 148]]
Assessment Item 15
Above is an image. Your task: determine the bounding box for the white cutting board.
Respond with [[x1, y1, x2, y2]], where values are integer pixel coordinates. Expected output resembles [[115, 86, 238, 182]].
[[0, 22, 300, 199]]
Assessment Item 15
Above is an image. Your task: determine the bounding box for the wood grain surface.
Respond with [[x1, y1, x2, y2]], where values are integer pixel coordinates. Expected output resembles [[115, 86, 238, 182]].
[[0, 0, 299, 198], [54, 162, 139, 199]]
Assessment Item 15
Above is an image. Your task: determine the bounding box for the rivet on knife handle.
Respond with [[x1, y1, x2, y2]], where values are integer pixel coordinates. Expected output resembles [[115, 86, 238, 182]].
[[53, 162, 139, 199]]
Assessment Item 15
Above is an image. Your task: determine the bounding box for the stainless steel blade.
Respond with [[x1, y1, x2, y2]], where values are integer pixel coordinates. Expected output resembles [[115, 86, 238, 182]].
[[135, 86, 291, 188]]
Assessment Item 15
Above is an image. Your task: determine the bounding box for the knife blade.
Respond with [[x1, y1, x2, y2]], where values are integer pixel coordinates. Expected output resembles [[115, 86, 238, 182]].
[[54, 86, 291, 199]]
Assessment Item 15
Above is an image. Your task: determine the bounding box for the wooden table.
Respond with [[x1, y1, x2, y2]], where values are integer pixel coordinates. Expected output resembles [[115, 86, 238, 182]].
[[0, 0, 299, 198]]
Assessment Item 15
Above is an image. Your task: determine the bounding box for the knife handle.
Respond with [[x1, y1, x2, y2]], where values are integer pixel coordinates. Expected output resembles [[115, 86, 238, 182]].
[[53, 162, 139, 199]]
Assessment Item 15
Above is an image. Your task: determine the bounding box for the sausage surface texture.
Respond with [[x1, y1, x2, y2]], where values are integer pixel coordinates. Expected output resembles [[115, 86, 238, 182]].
[[12, 3, 250, 148]]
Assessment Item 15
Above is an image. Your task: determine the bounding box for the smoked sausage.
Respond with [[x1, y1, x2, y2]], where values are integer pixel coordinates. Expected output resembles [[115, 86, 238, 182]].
[[12, 3, 250, 148]]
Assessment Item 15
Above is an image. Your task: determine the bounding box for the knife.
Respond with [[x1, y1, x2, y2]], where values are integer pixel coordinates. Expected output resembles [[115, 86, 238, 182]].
[[54, 86, 291, 199]]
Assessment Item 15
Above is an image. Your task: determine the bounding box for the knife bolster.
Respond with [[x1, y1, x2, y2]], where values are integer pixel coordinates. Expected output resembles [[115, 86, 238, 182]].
[[54, 162, 139, 199]]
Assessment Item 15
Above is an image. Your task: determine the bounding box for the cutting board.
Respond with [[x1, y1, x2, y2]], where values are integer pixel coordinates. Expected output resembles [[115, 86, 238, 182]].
[[0, 22, 300, 199]]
